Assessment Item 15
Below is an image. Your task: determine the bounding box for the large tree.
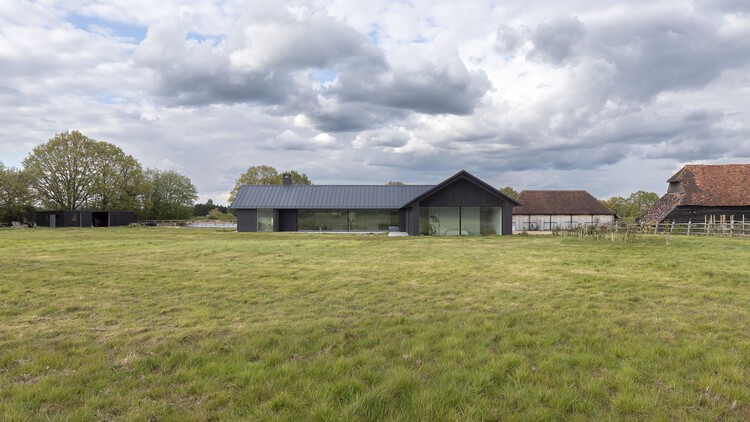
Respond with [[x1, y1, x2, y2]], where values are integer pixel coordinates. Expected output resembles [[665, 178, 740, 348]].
[[143, 169, 198, 220], [22, 131, 145, 210], [0, 162, 35, 224], [228, 165, 311, 204], [90, 142, 146, 210]]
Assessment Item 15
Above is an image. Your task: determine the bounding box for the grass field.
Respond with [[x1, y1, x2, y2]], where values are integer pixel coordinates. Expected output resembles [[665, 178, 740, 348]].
[[2, 228, 750, 420]]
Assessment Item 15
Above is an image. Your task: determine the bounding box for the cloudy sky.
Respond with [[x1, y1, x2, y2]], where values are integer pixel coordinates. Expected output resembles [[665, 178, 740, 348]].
[[2, 0, 749, 205]]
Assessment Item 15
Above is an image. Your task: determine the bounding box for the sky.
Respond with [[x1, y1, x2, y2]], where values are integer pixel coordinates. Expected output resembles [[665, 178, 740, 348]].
[[2, 0, 749, 205]]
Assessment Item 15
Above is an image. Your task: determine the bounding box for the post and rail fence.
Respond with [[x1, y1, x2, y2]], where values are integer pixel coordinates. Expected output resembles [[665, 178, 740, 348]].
[[137, 219, 237, 227], [551, 215, 750, 239]]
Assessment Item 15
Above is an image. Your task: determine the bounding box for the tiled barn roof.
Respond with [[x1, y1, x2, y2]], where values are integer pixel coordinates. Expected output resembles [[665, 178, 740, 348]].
[[640, 164, 750, 224], [513, 190, 614, 215]]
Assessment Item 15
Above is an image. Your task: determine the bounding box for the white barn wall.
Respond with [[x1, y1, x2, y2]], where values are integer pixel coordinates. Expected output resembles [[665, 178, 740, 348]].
[[512, 214, 615, 231]]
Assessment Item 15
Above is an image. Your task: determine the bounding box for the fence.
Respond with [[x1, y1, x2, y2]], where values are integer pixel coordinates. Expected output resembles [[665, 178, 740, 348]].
[[137, 220, 237, 227], [648, 217, 750, 237], [552, 216, 750, 239]]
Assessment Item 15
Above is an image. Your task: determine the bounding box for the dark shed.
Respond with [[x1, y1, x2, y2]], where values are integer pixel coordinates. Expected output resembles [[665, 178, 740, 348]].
[[36, 210, 134, 228]]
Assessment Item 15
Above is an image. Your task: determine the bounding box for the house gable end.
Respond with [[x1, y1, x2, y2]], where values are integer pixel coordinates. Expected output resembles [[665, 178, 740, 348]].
[[402, 170, 519, 208]]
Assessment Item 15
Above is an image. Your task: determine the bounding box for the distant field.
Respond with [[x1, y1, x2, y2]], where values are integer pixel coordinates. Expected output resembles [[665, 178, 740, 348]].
[[2, 228, 750, 420]]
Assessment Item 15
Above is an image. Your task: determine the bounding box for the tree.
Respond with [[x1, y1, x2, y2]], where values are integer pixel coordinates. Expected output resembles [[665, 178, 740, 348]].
[[143, 169, 198, 220], [627, 190, 660, 218], [601, 191, 660, 221], [22, 131, 145, 210], [194, 199, 229, 217], [386, 181, 405, 186], [228, 165, 312, 204], [194, 199, 216, 217], [499, 186, 518, 199], [89, 142, 146, 210], [0, 162, 35, 224], [601, 196, 628, 219]]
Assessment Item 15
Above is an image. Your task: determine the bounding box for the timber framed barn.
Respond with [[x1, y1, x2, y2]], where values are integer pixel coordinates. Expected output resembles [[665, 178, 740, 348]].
[[639, 164, 750, 225], [231, 170, 519, 235], [512, 190, 617, 231]]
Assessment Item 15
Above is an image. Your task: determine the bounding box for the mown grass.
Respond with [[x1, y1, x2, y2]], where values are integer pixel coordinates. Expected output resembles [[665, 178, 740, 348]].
[[1, 228, 750, 420]]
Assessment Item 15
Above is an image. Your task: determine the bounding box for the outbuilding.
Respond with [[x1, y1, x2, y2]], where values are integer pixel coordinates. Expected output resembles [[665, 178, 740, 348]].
[[512, 190, 616, 231], [639, 164, 750, 224], [36, 210, 134, 228], [231, 170, 518, 235]]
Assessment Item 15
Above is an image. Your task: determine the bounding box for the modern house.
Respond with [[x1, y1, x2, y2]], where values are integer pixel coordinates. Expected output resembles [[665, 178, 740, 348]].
[[36, 210, 134, 228], [231, 170, 519, 235], [512, 190, 616, 231], [639, 164, 750, 224]]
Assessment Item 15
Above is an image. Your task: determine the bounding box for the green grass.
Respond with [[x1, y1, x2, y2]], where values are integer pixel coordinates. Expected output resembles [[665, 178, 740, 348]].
[[1, 228, 750, 420]]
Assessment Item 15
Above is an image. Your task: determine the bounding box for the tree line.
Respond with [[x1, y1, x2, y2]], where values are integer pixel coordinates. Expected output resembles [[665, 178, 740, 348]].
[[1, 131, 199, 224], [1, 132, 315, 225]]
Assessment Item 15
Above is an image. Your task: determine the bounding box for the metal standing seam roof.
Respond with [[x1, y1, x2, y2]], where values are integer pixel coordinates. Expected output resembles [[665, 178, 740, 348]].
[[231, 185, 436, 209]]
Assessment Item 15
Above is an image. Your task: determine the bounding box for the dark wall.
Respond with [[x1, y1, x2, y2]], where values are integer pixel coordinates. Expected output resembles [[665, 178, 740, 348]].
[[420, 179, 506, 207], [501, 202, 514, 235], [665, 206, 750, 224], [81, 212, 93, 227], [278, 209, 298, 231], [236, 209, 258, 232], [36, 211, 63, 227], [109, 211, 134, 227]]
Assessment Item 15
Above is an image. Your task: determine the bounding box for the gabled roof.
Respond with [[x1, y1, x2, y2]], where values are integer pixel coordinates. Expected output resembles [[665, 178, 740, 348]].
[[231, 185, 434, 209], [513, 190, 614, 215], [667, 164, 750, 206], [640, 164, 750, 224], [402, 170, 519, 207], [231, 170, 517, 210]]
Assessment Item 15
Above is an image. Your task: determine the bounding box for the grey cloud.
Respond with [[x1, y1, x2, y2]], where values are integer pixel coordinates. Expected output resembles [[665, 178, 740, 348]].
[[259, 130, 339, 151], [135, 20, 307, 107], [135, 12, 384, 108], [309, 102, 409, 133], [353, 129, 411, 149], [591, 13, 750, 101], [495, 24, 528, 55], [527, 17, 586, 65], [328, 53, 491, 116], [695, 0, 750, 14], [227, 15, 386, 72]]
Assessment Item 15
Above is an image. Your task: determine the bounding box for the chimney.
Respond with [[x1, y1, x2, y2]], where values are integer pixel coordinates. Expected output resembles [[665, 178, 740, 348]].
[[282, 173, 292, 186]]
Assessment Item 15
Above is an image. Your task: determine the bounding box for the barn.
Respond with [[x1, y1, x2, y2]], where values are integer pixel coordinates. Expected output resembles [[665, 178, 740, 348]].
[[36, 210, 134, 228], [512, 190, 617, 231], [231, 170, 519, 235], [639, 164, 750, 225]]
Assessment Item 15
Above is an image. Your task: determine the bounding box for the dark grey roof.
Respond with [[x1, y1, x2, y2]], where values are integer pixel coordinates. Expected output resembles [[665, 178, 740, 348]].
[[232, 185, 435, 209]]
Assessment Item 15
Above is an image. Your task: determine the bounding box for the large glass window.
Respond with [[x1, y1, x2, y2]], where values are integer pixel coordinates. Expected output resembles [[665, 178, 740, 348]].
[[298, 209, 398, 231], [462, 207, 481, 235], [257, 209, 274, 232], [420, 207, 460, 235], [420, 206, 502, 235], [297, 210, 348, 231], [480, 207, 502, 235], [348, 209, 399, 231]]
